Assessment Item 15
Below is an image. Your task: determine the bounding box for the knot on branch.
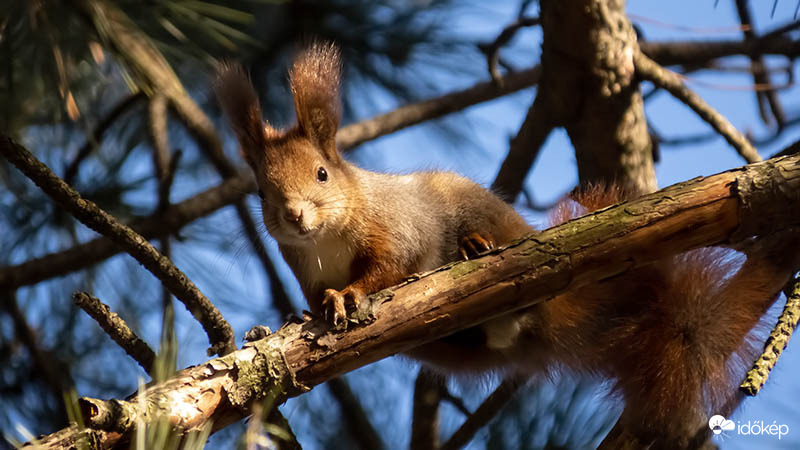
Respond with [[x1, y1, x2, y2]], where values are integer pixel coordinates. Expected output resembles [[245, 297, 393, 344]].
[[227, 323, 313, 409], [79, 397, 139, 433]]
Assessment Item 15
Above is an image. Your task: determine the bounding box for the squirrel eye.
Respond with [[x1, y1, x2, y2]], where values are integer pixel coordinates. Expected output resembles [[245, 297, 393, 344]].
[[316, 167, 328, 183], [257, 188, 265, 199]]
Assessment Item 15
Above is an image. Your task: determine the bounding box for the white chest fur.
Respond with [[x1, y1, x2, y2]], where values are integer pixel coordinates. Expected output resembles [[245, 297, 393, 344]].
[[299, 235, 355, 291]]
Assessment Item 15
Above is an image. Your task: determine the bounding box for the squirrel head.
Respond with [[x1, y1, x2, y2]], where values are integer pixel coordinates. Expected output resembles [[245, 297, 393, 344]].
[[215, 42, 355, 246]]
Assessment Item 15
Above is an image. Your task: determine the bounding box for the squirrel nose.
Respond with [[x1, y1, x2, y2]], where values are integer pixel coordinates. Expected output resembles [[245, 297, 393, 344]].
[[284, 206, 303, 224]]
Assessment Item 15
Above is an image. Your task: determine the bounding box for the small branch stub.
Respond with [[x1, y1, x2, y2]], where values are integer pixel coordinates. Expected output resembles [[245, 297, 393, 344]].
[[79, 397, 139, 433], [73, 292, 156, 374]]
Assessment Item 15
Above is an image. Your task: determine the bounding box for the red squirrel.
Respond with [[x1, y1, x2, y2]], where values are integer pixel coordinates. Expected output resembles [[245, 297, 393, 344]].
[[215, 42, 799, 448]]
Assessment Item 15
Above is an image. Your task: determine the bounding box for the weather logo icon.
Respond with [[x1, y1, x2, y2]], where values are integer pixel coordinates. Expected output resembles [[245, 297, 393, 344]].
[[709, 415, 735, 440]]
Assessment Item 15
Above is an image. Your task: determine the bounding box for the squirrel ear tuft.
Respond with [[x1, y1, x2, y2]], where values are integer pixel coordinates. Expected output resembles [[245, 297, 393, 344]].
[[289, 41, 342, 163], [214, 62, 272, 169]]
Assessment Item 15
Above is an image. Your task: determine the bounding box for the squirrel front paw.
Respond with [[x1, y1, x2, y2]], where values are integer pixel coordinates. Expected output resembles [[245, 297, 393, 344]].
[[322, 286, 365, 325], [459, 232, 495, 260]]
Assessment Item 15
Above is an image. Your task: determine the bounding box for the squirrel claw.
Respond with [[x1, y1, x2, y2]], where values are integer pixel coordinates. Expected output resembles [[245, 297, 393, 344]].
[[322, 287, 365, 326], [322, 289, 346, 325], [459, 232, 495, 260]]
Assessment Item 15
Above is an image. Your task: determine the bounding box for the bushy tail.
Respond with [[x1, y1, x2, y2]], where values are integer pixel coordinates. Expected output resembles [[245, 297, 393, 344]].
[[553, 184, 800, 448]]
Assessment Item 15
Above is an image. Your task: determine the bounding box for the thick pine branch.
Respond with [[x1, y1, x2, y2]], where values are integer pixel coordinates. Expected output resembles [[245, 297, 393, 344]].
[[25, 153, 800, 449]]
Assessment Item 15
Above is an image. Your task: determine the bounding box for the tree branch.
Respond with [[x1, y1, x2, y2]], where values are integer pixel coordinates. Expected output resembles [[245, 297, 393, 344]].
[[234, 203, 297, 318], [491, 92, 554, 202], [146, 91, 180, 363], [478, 16, 541, 86], [0, 136, 235, 356], [148, 94, 171, 183], [326, 377, 385, 450], [73, 292, 156, 374], [440, 378, 524, 450], [639, 35, 800, 67], [25, 152, 800, 448], [410, 369, 445, 450], [734, 0, 786, 127], [336, 66, 542, 151], [247, 401, 303, 450], [634, 51, 762, 164], [760, 19, 800, 41]]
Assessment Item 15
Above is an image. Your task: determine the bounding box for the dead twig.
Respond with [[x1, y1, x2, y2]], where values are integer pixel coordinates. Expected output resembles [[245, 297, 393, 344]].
[[478, 16, 541, 86], [147, 96, 180, 371], [148, 94, 170, 182]]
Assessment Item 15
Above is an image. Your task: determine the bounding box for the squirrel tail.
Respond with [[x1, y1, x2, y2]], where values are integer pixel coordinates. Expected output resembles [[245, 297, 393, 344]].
[[551, 184, 799, 448]]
